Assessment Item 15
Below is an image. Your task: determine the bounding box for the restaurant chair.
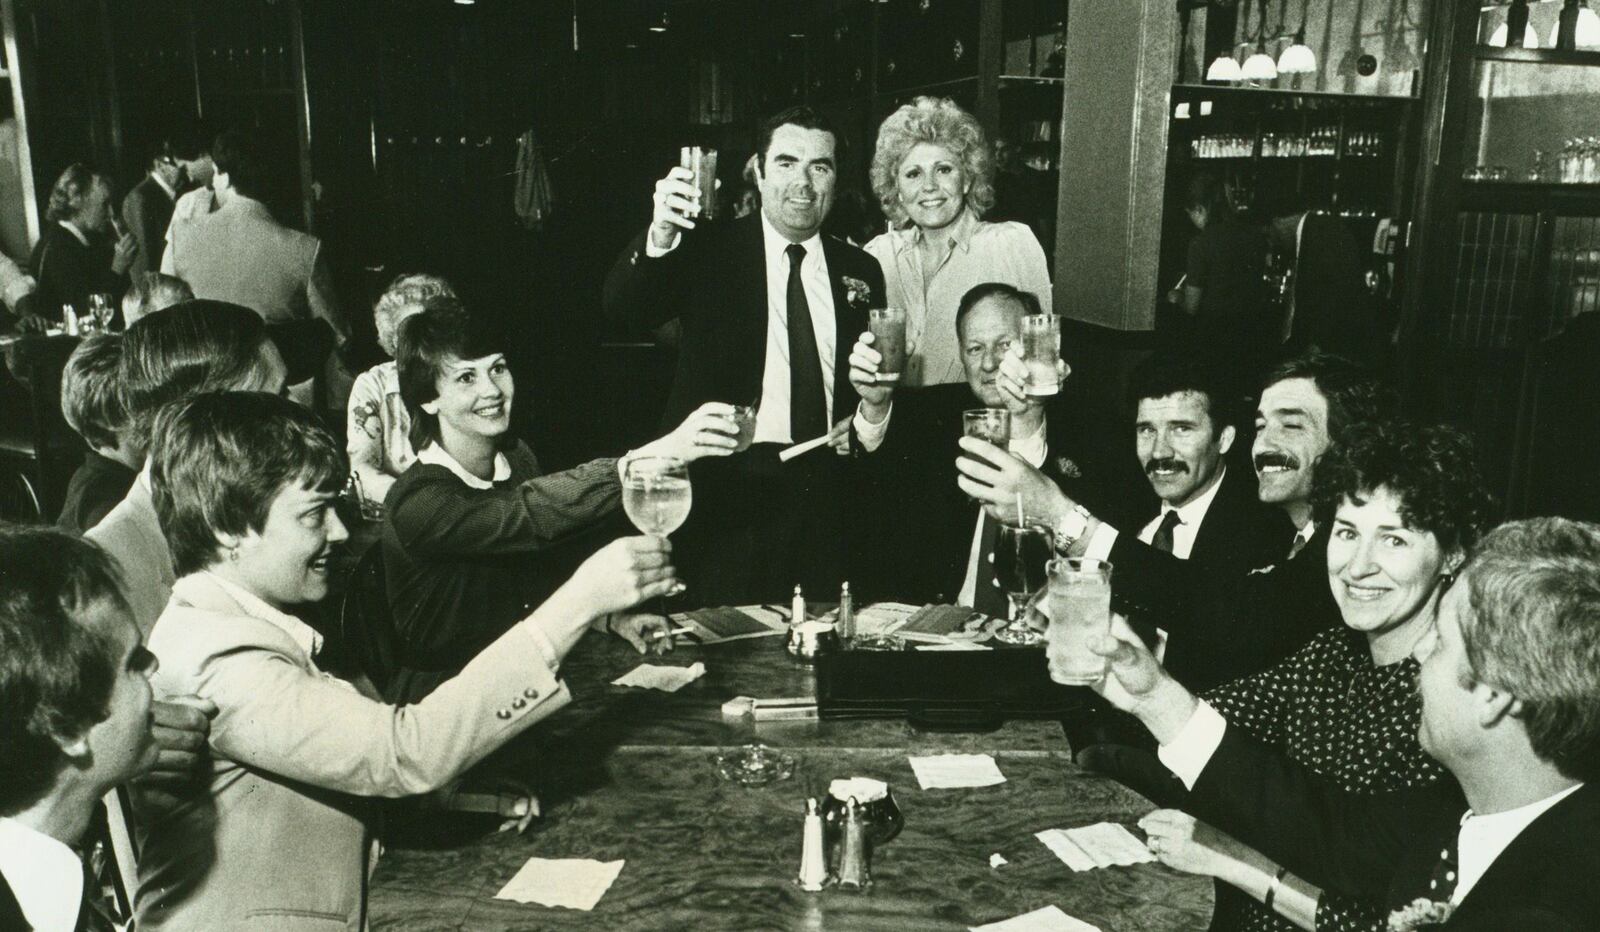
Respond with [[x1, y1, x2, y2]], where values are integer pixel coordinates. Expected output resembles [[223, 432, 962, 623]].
[[0, 338, 81, 522], [336, 540, 401, 699]]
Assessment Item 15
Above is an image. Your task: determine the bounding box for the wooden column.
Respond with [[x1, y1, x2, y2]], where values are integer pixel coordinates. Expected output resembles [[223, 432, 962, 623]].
[[1054, 0, 1178, 331]]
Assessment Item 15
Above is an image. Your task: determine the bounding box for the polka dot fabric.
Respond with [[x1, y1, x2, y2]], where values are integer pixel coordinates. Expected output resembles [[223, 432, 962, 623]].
[[1203, 627, 1448, 932]]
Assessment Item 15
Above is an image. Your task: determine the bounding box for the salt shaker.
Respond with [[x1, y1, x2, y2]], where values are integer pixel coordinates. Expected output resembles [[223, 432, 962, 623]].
[[836, 796, 872, 890], [795, 798, 833, 891]]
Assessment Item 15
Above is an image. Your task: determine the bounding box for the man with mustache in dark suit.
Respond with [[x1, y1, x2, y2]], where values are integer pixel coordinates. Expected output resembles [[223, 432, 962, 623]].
[[964, 350, 1393, 689]]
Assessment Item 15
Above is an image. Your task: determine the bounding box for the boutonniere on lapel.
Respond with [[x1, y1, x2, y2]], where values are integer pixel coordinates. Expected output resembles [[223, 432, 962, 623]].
[[1387, 897, 1455, 931], [842, 276, 873, 311], [1053, 456, 1082, 479]]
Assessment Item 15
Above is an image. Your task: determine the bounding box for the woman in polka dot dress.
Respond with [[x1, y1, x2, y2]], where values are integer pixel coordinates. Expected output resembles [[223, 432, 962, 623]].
[[1140, 421, 1496, 932]]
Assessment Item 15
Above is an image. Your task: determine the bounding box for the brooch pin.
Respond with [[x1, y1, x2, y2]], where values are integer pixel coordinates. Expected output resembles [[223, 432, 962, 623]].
[[1053, 457, 1082, 479]]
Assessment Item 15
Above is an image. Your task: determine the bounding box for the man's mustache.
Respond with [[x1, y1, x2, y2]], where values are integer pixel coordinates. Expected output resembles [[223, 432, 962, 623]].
[[1254, 450, 1302, 471], [1144, 458, 1189, 477]]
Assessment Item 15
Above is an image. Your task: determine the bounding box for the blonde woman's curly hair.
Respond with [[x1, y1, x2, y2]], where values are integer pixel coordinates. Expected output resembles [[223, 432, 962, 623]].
[[869, 97, 995, 227], [45, 164, 110, 225], [373, 272, 457, 356]]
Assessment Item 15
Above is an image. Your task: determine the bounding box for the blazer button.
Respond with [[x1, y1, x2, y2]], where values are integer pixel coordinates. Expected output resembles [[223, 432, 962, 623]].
[[496, 709, 512, 720], [512, 697, 527, 710], [523, 687, 539, 699]]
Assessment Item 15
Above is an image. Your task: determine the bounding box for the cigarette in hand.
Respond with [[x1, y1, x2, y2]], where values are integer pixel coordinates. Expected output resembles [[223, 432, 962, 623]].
[[648, 626, 694, 641]]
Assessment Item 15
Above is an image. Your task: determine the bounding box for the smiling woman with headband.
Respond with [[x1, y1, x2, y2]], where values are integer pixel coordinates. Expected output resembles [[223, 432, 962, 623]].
[[1138, 419, 1497, 932]]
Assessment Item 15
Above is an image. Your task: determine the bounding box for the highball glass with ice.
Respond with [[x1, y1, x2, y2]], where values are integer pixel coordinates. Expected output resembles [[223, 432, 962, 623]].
[[1020, 313, 1061, 396], [1042, 558, 1112, 685], [679, 146, 719, 220], [868, 307, 907, 382]]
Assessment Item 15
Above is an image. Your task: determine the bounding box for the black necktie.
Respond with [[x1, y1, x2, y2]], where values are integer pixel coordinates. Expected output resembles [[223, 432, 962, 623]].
[[1152, 510, 1182, 554], [785, 243, 827, 441], [78, 850, 118, 932], [973, 511, 1010, 619]]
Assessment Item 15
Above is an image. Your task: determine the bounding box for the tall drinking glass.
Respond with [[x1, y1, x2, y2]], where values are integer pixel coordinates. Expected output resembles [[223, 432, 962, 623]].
[[990, 523, 1052, 645], [868, 307, 907, 382], [1042, 558, 1112, 685], [730, 405, 757, 453], [961, 408, 1011, 500], [1020, 313, 1062, 396], [680, 146, 719, 220]]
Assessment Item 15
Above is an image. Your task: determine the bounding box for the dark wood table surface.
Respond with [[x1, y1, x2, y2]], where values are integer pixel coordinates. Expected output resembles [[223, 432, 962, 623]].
[[367, 626, 1213, 931]]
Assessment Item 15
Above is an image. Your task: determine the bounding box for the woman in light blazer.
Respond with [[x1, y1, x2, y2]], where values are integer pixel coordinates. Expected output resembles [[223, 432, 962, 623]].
[[132, 391, 675, 931]]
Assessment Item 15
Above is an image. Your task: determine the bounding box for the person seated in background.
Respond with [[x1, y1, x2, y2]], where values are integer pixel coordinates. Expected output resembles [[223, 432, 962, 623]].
[[25, 164, 136, 326], [346, 272, 456, 505], [863, 96, 1052, 387], [121, 130, 212, 279], [56, 335, 140, 533], [0, 526, 213, 932], [87, 300, 289, 635], [120, 271, 193, 328], [163, 128, 348, 344], [1091, 516, 1600, 931], [1139, 421, 1495, 932], [846, 281, 1139, 611], [382, 297, 740, 701], [134, 391, 679, 932], [964, 350, 1394, 689]]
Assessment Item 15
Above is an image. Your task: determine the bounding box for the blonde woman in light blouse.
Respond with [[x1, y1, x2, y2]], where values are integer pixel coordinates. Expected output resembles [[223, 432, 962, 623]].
[[346, 272, 456, 505], [865, 97, 1052, 387]]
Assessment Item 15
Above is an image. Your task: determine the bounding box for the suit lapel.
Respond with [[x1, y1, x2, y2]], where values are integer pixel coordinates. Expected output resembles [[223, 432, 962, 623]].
[[1449, 784, 1597, 920], [732, 219, 770, 406], [0, 873, 29, 930], [821, 236, 867, 422]]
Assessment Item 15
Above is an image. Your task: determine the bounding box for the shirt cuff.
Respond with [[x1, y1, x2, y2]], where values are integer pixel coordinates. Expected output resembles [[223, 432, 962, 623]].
[[643, 233, 679, 258], [1082, 522, 1118, 562], [1156, 700, 1228, 790], [852, 401, 892, 452], [1010, 417, 1048, 468]]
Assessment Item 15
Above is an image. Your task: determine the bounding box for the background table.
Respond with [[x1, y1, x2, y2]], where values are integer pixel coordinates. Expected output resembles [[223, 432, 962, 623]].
[[367, 628, 1213, 931]]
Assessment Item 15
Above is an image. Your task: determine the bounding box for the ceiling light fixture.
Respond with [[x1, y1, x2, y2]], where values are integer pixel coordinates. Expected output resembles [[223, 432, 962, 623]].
[[1276, 26, 1317, 74]]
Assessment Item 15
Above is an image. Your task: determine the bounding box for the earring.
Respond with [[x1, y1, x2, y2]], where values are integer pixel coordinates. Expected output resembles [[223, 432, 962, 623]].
[[228, 546, 240, 563]]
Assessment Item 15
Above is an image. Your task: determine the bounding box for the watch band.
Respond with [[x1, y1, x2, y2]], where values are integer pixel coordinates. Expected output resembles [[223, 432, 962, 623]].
[[1052, 503, 1093, 552]]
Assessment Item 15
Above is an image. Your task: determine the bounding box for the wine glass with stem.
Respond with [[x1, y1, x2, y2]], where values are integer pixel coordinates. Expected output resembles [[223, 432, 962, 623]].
[[990, 519, 1053, 646], [621, 456, 692, 618]]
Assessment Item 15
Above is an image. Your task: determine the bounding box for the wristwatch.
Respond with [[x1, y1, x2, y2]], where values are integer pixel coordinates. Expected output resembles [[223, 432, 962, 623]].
[[1051, 503, 1094, 553]]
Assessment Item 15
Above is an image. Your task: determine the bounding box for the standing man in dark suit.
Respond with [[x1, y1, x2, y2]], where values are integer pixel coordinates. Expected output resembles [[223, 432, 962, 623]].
[[1098, 517, 1600, 930], [604, 105, 885, 604], [121, 132, 213, 280], [967, 351, 1392, 689], [848, 282, 1138, 610]]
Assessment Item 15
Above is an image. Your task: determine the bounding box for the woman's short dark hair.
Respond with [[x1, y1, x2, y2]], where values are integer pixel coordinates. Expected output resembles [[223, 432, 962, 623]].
[[0, 527, 129, 814], [120, 300, 274, 450], [1312, 420, 1497, 555], [45, 164, 110, 225], [150, 392, 345, 577], [395, 296, 503, 451]]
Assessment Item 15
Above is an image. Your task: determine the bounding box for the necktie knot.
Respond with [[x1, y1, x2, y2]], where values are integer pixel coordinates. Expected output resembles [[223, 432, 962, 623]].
[[786, 243, 806, 268]]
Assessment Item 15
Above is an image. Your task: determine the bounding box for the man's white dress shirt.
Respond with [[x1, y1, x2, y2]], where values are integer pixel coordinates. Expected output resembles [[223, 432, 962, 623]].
[[1081, 466, 1230, 562], [647, 213, 839, 444], [0, 817, 83, 932]]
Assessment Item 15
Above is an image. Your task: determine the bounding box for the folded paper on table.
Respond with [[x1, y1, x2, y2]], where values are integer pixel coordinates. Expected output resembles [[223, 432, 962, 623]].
[[916, 640, 991, 651], [969, 904, 1103, 932], [814, 601, 921, 637], [494, 857, 624, 911], [611, 662, 706, 692], [908, 753, 1007, 790], [1036, 823, 1155, 871]]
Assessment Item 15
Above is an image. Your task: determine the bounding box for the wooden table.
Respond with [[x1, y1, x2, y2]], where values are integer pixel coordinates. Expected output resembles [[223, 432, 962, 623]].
[[367, 628, 1213, 931]]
